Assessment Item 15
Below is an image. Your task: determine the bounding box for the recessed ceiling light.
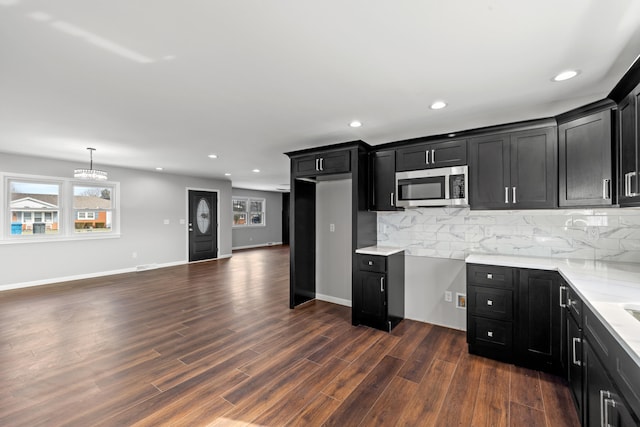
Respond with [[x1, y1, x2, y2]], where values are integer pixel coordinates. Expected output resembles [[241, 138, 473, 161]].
[[155, 167, 164, 171], [553, 70, 579, 82], [252, 169, 260, 173], [208, 154, 218, 159], [430, 101, 447, 110], [349, 120, 362, 128], [224, 173, 231, 176]]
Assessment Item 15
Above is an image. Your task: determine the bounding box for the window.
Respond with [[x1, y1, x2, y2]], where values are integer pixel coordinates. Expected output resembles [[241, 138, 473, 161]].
[[9, 180, 60, 235], [232, 197, 265, 227], [73, 185, 114, 233], [4, 174, 119, 241]]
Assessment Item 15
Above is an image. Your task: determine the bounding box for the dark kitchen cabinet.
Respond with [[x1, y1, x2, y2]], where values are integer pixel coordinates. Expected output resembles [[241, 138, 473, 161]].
[[558, 109, 614, 207], [355, 251, 404, 332], [467, 264, 515, 363], [584, 342, 638, 427], [469, 127, 557, 209], [395, 139, 467, 171], [292, 149, 351, 178], [560, 280, 584, 425], [618, 83, 640, 207], [467, 264, 561, 374], [370, 150, 401, 211], [516, 269, 562, 374]]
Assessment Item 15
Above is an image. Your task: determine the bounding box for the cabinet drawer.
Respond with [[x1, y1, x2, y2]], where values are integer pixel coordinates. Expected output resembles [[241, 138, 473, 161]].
[[584, 306, 614, 365], [468, 285, 513, 321], [468, 316, 513, 350], [467, 264, 514, 288], [357, 254, 387, 273]]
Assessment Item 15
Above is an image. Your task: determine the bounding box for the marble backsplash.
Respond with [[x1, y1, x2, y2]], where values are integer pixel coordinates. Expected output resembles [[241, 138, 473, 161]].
[[377, 207, 640, 263]]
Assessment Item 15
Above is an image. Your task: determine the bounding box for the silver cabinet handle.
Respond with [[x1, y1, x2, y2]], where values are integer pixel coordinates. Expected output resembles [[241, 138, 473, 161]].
[[319, 157, 324, 171], [425, 150, 430, 165], [487, 273, 493, 279], [512, 187, 517, 204], [315, 158, 319, 171], [390, 192, 394, 207], [559, 285, 567, 308], [572, 337, 582, 366], [603, 179, 611, 200], [432, 149, 435, 164], [600, 390, 613, 427], [626, 171, 638, 197], [487, 299, 493, 306], [380, 277, 385, 292], [487, 331, 493, 338], [505, 187, 509, 204]]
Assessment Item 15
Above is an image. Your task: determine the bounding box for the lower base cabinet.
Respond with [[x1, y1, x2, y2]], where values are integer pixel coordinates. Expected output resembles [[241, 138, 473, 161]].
[[354, 251, 404, 332]]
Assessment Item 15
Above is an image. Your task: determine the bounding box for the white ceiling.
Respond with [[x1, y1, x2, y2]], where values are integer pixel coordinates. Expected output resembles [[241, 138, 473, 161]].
[[1, 1, 640, 192]]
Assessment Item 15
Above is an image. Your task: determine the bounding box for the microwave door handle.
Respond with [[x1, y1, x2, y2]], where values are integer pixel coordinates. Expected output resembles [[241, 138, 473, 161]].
[[444, 175, 450, 200]]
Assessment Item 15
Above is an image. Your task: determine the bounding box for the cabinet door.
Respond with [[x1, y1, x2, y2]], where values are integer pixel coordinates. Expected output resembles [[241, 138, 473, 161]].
[[370, 150, 399, 211], [358, 271, 386, 326], [319, 150, 351, 175], [619, 89, 640, 206], [516, 269, 561, 374], [567, 315, 583, 424], [396, 139, 467, 171], [469, 134, 510, 209], [559, 110, 613, 207], [585, 342, 637, 427], [428, 139, 467, 168], [510, 127, 557, 209], [293, 154, 321, 177]]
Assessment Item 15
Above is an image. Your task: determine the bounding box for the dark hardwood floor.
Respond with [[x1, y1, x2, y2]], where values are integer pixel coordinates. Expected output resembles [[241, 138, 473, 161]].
[[0, 245, 579, 426]]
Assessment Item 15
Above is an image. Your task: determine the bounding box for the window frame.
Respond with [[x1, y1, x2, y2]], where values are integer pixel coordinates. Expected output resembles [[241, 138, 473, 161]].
[[232, 196, 265, 228], [2, 172, 120, 243]]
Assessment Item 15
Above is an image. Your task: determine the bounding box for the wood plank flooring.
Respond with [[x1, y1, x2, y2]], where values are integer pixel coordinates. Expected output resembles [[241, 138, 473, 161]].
[[0, 245, 580, 426]]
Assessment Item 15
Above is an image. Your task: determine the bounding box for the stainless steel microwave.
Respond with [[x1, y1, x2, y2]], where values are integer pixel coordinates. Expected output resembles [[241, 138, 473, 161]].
[[395, 165, 468, 207]]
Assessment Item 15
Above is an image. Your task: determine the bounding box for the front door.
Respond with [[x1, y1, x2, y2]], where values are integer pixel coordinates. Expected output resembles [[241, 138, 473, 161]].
[[188, 190, 217, 262]]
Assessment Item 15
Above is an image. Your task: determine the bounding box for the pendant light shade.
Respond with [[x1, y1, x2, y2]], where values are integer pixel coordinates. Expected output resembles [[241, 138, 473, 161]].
[[74, 147, 108, 180]]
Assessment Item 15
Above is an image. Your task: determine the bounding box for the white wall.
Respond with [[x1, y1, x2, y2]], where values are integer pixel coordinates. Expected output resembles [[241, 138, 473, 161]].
[[231, 188, 283, 249], [316, 179, 352, 306], [0, 152, 232, 290]]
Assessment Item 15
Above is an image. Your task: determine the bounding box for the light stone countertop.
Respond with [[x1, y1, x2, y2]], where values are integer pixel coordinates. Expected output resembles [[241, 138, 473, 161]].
[[466, 253, 640, 368], [355, 246, 405, 257]]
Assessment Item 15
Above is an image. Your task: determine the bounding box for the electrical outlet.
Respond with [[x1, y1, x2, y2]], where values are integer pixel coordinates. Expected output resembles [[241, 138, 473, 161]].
[[444, 291, 452, 302]]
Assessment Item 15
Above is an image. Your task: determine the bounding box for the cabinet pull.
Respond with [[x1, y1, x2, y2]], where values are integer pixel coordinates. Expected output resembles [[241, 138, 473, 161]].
[[380, 277, 385, 292], [319, 157, 324, 171], [487, 331, 493, 338], [487, 273, 493, 279], [487, 299, 493, 306], [559, 285, 567, 308], [571, 337, 581, 366], [512, 187, 517, 204], [315, 158, 319, 171], [390, 192, 394, 207], [425, 150, 430, 165], [431, 149, 435, 164], [600, 390, 615, 427], [505, 187, 509, 204], [626, 171, 638, 197], [602, 179, 611, 200]]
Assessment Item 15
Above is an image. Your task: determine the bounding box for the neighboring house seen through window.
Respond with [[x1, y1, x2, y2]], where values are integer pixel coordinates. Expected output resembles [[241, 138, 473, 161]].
[[5, 176, 119, 240], [233, 197, 265, 226]]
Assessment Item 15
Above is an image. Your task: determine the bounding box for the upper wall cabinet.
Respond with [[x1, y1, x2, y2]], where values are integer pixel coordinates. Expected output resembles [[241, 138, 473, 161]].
[[469, 127, 557, 210], [292, 149, 351, 178], [558, 108, 614, 207], [619, 82, 640, 207], [395, 139, 467, 171], [369, 150, 402, 211]]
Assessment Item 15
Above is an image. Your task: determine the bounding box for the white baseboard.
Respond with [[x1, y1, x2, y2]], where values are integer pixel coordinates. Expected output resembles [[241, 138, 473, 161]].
[[316, 293, 352, 307], [232, 242, 283, 250], [0, 255, 235, 293]]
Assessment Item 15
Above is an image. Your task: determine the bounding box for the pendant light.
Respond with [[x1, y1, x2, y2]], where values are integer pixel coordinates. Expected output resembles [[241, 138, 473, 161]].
[[74, 147, 108, 180]]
